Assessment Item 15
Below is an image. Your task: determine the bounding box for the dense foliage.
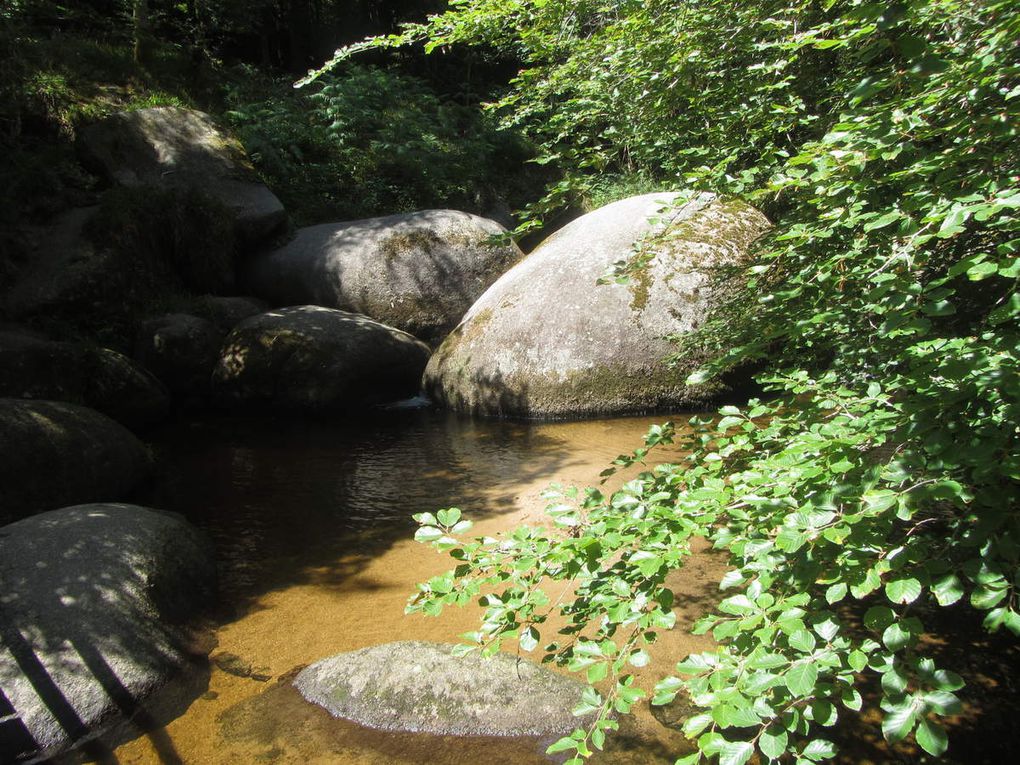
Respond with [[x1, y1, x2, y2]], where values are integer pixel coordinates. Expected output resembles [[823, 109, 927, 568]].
[[307, 0, 1020, 762]]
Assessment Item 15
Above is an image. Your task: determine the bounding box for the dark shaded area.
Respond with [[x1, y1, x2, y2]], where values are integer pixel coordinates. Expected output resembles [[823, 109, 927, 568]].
[[0, 505, 215, 763], [140, 407, 588, 610]]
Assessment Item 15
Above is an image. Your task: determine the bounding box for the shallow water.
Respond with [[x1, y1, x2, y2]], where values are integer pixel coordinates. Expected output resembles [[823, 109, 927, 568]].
[[95, 407, 1019, 765], [104, 408, 724, 765]]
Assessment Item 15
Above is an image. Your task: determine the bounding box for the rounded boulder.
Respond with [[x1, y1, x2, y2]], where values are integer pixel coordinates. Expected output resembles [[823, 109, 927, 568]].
[[241, 210, 522, 344], [0, 399, 152, 522], [212, 306, 431, 411], [0, 329, 169, 430], [295, 641, 592, 737], [0, 504, 215, 762], [424, 192, 771, 418]]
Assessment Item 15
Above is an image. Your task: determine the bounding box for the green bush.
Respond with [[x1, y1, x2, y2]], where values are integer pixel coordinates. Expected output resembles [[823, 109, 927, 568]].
[[225, 62, 541, 224]]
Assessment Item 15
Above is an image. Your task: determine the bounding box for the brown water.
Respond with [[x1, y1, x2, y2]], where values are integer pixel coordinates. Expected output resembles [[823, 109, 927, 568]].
[[104, 408, 725, 765], [99, 408, 1018, 765]]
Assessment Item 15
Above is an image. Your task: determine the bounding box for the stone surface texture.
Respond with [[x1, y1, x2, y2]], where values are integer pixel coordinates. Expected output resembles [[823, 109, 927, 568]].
[[424, 192, 771, 418], [78, 107, 286, 244], [0, 329, 169, 430], [241, 210, 522, 343], [295, 641, 592, 737], [212, 306, 431, 411], [0, 504, 215, 763], [0, 399, 152, 521]]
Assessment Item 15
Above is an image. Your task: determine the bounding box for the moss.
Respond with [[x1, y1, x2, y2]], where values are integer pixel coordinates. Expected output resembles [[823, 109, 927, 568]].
[[379, 228, 443, 264]]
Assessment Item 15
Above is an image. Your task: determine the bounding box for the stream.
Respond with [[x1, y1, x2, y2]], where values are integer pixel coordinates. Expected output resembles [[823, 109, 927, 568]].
[[97, 406, 1017, 765], [106, 407, 724, 764]]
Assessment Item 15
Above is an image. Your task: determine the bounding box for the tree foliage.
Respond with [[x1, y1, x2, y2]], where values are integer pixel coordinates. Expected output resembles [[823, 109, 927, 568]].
[[310, 0, 1020, 762]]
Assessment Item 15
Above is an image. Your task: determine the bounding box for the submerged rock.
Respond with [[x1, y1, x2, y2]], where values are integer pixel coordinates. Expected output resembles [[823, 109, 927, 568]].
[[78, 107, 286, 244], [424, 192, 771, 418], [295, 641, 592, 737], [0, 399, 152, 521], [0, 504, 215, 763], [0, 329, 170, 430], [212, 306, 431, 411], [241, 210, 522, 344]]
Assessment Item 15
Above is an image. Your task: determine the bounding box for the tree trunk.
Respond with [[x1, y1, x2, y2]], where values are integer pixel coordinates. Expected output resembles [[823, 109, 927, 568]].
[[133, 0, 150, 64]]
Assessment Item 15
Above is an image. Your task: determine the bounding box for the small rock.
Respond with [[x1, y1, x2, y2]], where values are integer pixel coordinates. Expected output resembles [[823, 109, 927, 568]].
[[295, 641, 593, 737]]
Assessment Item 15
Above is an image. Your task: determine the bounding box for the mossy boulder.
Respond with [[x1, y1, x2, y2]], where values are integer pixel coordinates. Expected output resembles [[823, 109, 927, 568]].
[[0, 329, 170, 430], [240, 210, 522, 344], [211, 306, 431, 411], [424, 192, 771, 418], [0, 399, 152, 522], [78, 107, 286, 245], [0, 504, 215, 763], [295, 641, 593, 737]]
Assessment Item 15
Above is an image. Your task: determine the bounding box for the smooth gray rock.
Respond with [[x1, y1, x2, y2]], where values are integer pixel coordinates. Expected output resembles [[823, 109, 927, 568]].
[[0, 504, 215, 762], [424, 192, 771, 418], [295, 641, 592, 737], [78, 107, 286, 244], [0, 330, 170, 430], [241, 210, 522, 343], [212, 306, 431, 411], [0, 399, 152, 522], [135, 313, 224, 398]]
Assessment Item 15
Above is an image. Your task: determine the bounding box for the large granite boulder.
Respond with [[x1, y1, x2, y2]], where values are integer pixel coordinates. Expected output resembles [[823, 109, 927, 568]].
[[0, 504, 215, 762], [295, 642, 592, 737], [0, 399, 152, 522], [78, 107, 286, 245], [212, 306, 431, 411], [241, 210, 522, 344], [424, 193, 771, 418], [0, 329, 170, 430]]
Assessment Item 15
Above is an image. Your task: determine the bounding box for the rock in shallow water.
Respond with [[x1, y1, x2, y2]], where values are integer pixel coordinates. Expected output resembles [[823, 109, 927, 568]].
[[294, 641, 592, 737], [0, 504, 215, 763], [212, 306, 431, 411]]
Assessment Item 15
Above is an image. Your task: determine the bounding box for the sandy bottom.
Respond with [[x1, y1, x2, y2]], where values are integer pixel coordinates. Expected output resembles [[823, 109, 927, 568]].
[[90, 410, 1017, 765]]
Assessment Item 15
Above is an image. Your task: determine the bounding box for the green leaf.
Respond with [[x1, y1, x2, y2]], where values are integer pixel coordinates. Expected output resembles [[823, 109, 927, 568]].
[[789, 629, 817, 653], [931, 574, 964, 606], [718, 741, 755, 765], [759, 726, 788, 760], [882, 700, 918, 742], [882, 622, 914, 651], [801, 738, 837, 761], [885, 578, 922, 605], [414, 526, 444, 543], [436, 508, 462, 527], [915, 718, 948, 756], [682, 713, 714, 737], [785, 662, 818, 697], [825, 583, 848, 604]]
